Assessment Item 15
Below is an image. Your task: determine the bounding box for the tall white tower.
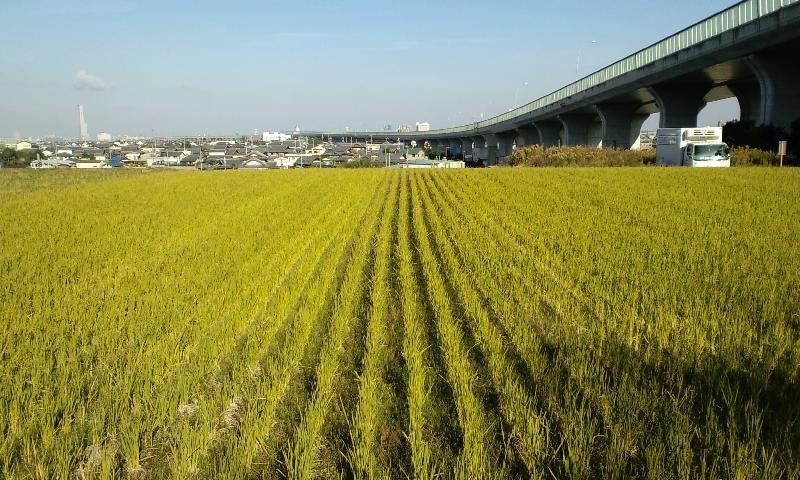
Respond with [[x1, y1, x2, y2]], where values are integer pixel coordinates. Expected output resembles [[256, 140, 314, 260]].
[[78, 104, 89, 140]]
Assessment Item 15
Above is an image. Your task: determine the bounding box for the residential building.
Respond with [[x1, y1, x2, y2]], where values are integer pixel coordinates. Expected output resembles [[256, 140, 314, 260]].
[[74, 158, 103, 169], [632, 131, 656, 150], [405, 148, 427, 160], [240, 158, 269, 169], [262, 131, 292, 142], [415, 122, 431, 132]]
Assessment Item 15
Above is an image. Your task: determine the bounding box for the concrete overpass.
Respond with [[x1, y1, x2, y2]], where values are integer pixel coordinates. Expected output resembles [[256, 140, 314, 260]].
[[301, 0, 800, 164]]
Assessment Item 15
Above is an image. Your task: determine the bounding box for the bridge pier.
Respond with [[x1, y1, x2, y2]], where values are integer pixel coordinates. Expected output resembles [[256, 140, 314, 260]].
[[460, 138, 474, 159], [533, 121, 561, 147], [744, 52, 800, 129], [594, 103, 648, 149], [482, 134, 499, 165], [557, 114, 596, 146], [471, 136, 487, 164], [727, 81, 761, 124], [496, 132, 516, 162], [516, 125, 540, 148], [434, 140, 448, 156], [649, 84, 708, 128], [447, 139, 462, 157]]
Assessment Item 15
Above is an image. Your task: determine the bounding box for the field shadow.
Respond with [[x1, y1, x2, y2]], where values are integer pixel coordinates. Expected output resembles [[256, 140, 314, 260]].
[[535, 329, 800, 476]]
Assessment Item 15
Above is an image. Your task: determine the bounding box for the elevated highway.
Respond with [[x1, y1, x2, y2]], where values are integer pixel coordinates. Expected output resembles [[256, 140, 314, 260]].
[[302, 0, 800, 164]]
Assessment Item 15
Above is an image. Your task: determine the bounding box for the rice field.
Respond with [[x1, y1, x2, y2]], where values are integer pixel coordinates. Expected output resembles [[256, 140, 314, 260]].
[[1, 167, 799, 479]]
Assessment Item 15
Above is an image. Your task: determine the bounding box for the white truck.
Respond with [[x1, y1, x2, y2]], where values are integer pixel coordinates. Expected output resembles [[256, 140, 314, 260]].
[[655, 127, 730, 167]]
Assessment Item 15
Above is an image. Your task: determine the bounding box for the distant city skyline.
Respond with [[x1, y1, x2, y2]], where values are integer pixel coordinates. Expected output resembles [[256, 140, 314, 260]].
[[2, 0, 739, 138]]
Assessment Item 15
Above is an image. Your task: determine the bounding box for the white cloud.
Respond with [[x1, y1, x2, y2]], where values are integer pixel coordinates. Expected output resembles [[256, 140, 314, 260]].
[[74, 70, 110, 91]]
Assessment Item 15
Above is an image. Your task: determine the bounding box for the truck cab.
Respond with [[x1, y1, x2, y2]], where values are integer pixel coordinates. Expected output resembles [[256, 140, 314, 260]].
[[685, 142, 730, 167], [656, 127, 731, 167]]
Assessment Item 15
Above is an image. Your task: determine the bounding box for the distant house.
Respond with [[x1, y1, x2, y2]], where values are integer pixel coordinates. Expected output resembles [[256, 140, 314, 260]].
[[102, 156, 125, 168], [272, 156, 298, 168], [379, 143, 402, 154], [240, 158, 269, 169], [165, 149, 190, 157], [122, 157, 147, 168], [74, 158, 103, 169], [266, 144, 292, 156], [208, 144, 229, 157], [178, 154, 200, 166], [226, 145, 247, 157], [76, 147, 103, 158], [349, 143, 366, 156], [245, 151, 268, 160], [15, 141, 32, 151], [405, 148, 427, 160], [305, 145, 326, 155], [147, 155, 178, 166], [213, 156, 241, 168]]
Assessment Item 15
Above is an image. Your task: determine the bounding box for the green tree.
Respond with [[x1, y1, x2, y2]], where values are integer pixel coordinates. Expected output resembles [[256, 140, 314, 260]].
[[723, 120, 786, 151], [424, 148, 443, 160], [0, 147, 45, 168], [0, 148, 15, 166]]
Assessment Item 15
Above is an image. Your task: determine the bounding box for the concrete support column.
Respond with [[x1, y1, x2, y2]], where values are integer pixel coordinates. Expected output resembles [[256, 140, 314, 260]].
[[435, 140, 449, 155], [470, 136, 487, 165], [516, 125, 540, 147], [727, 82, 761, 124], [744, 52, 800, 129], [448, 139, 462, 158], [648, 84, 708, 128], [460, 138, 474, 159], [482, 134, 499, 165], [533, 121, 562, 147], [556, 114, 596, 146], [496, 131, 516, 161], [593, 103, 649, 149]]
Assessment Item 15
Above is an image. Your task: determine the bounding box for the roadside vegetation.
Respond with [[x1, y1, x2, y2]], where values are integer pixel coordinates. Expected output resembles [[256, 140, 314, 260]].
[[729, 146, 781, 166], [1, 168, 799, 479], [509, 145, 655, 167], [343, 157, 381, 168], [509, 145, 783, 167]]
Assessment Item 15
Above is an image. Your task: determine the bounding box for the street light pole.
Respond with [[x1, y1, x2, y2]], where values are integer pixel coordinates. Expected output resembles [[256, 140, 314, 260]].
[[576, 40, 598, 78], [514, 81, 529, 109]]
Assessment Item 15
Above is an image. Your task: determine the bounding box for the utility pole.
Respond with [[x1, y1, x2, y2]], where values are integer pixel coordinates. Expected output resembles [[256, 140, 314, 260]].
[[576, 40, 598, 78]]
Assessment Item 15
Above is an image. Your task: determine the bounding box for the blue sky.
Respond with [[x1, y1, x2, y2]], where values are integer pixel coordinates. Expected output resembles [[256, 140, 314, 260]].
[[1, 0, 739, 138]]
